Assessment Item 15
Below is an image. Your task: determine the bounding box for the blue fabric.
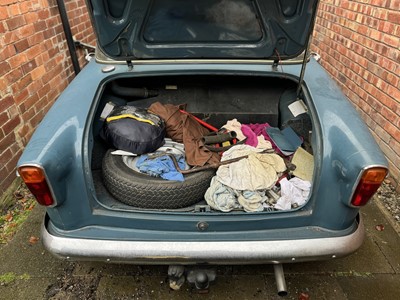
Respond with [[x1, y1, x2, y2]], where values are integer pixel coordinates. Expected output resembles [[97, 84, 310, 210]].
[[136, 154, 186, 181]]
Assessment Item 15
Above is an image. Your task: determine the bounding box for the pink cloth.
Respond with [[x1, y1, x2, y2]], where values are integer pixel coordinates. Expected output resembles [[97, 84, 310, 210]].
[[241, 123, 281, 152], [241, 125, 258, 147]]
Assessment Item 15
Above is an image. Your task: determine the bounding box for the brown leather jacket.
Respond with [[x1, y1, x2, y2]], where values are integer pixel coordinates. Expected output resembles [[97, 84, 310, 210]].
[[149, 102, 220, 167]]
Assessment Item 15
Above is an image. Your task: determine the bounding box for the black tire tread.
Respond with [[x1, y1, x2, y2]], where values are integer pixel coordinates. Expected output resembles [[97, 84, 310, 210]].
[[102, 150, 215, 209]]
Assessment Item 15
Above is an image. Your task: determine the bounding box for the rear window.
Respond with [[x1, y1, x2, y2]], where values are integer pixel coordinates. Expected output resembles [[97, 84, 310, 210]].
[[143, 0, 263, 43]]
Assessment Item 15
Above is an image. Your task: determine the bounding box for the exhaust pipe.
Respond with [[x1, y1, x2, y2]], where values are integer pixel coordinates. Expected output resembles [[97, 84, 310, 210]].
[[273, 264, 288, 296]]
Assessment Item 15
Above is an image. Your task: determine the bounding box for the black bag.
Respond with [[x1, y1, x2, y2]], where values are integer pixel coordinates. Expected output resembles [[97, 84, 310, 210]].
[[102, 106, 166, 154]]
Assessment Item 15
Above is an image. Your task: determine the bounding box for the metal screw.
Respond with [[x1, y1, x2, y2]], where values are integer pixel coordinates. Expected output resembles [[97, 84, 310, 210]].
[[197, 222, 209, 231]]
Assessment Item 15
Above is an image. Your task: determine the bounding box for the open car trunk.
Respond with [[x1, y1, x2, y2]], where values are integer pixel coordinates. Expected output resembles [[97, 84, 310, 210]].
[[90, 74, 314, 213]]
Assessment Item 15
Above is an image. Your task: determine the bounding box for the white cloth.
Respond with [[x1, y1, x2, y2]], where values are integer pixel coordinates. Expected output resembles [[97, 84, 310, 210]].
[[205, 176, 267, 212], [221, 119, 246, 141], [275, 177, 311, 210], [216, 145, 286, 190], [237, 190, 267, 212], [256, 135, 272, 150], [205, 176, 240, 212]]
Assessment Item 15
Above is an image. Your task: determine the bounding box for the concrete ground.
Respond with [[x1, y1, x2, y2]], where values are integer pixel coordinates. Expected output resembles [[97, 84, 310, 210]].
[[0, 200, 399, 300]]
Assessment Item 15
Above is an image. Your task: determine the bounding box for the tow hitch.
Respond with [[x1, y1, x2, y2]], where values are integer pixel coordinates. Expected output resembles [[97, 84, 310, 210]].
[[168, 264, 287, 296], [168, 265, 216, 293]]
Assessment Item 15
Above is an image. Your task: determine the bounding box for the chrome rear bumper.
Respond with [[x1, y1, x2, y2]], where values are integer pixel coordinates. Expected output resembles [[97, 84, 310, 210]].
[[42, 217, 364, 265]]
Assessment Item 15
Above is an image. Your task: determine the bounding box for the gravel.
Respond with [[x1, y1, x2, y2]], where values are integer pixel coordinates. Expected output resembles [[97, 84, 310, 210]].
[[376, 180, 400, 227]]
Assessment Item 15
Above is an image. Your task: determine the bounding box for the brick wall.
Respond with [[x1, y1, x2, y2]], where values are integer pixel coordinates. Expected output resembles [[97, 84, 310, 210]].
[[0, 0, 95, 195], [312, 0, 400, 187]]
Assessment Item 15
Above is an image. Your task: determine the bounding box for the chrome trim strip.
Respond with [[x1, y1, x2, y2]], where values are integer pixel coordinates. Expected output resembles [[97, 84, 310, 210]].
[[42, 217, 364, 265], [95, 58, 305, 66], [94, 49, 306, 66]]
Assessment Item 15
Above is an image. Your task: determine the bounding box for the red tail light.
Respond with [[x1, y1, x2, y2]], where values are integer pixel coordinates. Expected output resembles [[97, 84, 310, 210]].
[[351, 167, 388, 207], [18, 166, 55, 206]]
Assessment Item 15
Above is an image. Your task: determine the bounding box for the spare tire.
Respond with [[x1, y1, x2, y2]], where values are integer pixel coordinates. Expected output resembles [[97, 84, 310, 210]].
[[102, 150, 215, 209]]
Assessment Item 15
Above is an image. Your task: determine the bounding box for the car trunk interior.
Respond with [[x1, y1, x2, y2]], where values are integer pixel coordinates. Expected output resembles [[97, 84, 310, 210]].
[[90, 74, 314, 213]]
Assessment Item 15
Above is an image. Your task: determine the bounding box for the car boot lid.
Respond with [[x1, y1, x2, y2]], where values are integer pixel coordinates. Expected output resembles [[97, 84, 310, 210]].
[[89, 0, 319, 62]]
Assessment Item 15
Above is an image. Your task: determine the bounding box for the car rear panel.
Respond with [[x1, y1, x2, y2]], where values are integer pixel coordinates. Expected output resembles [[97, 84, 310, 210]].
[[18, 59, 387, 250]]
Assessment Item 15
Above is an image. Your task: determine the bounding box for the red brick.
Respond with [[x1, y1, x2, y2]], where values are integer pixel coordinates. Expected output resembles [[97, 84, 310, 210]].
[[4, 67, 22, 88], [388, 0, 400, 10], [380, 95, 400, 113], [45, 15, 59, 28], [6, 15, 26, 30], [14, 39, 30, 53], [24, 11, 39, 23], [0, 0, 18, 5], [21, 107, 35, 121], [8, 53, 28, 69], [2, 116, 21, 134], [8, 105, 18, 119], [0, 6, 9, 20], [387, 11, 400, 24], [381, 106, 399, 124], [0, 111, 8, 125], [0, 149, 13, 166], [20, 94, 39, 112], [14, 89, 29, 104], [382, 35, 400, 47], [42, 64, 59, 82], [356, 24, 368, 35], [16, 123, 30, 138], [37, 8, 50, 19], [0, 132, 16, 154], [0, 95, 14, 111], [2, 31, 18, 45], [11, 73, 33, 93], [0, 171, 17, 194], [386, 85, 400, 102], [378, 21, 395, 34], [30, 110, 44, 128], [25, 44, 43, 60], [5, 151, 21, 173], [42, 27, 55, 39], [37, 83, 51, 99], [8, 3, 21, 15], [27, 80, 42, 96], [0, 44, 16, 60], [21, 60, 37, 75], [17, 23, 36, 39], [0, 60, 11, 77], [45, 86, 60, 104], [0, 127, 4, 142], [0, 78, 8, 93], [366, 95, 383, 112], [33, 20, 46, 32], [30, 65, 46, 80], [0, 21, 5, 33], [27, 32, 44, 46], [384, 72, 399, 87], [19, 2, 32, 14], [389, 139, 400, 157], [384, 122, 400, 142], [375, 125, 391, 144]]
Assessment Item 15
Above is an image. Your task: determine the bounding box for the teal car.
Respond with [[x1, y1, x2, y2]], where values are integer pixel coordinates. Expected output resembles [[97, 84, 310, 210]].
[[17, 0, 388, 294]]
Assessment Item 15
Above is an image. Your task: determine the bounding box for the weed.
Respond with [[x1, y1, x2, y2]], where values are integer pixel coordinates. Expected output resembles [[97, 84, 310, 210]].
[[0, 184, 36, 245], [0, 272, 31, 284]]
